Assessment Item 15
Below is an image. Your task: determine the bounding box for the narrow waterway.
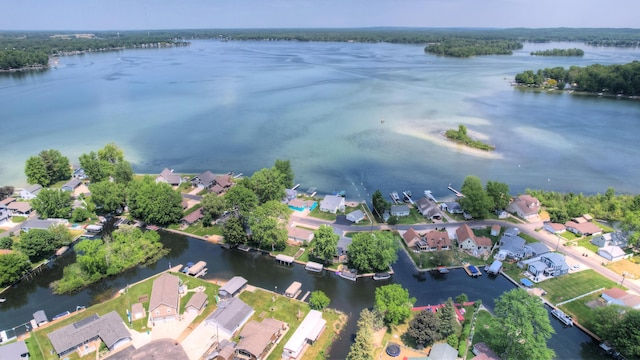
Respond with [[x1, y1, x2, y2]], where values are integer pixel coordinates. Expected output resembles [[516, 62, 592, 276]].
[[1, 231, 604, 359]]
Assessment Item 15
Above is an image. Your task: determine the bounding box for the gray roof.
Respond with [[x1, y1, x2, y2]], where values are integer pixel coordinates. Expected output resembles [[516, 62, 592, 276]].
[[0, 340, 29, 360], [194, 171, 217, 185], [219, 276, 248, 297], [320, 195, 343, 210], [24, 184, 42, 194], [499, 235, 525, 255], [525, 242, 550, 255], [206, 297, 254, 334], [149, 273, 180, 312], [337, 237, 352, 254], [158, 168, 182, 185], [429, 343, 458, 360], [391, 204, 410, 213], [185, 292, 208, 310], [61, 178, 82, 190], [504, 227, 520, 237], [48, 311, 130, 355], [346, 209, 365, 222], [21, 219, 58, 231], [543, 252, 567, 267], [33, 310, 48, 324]]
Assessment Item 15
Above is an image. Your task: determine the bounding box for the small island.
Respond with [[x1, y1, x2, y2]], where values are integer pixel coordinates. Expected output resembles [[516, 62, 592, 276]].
[[445, 125, 495, 151], [530, 48, 584, 56]]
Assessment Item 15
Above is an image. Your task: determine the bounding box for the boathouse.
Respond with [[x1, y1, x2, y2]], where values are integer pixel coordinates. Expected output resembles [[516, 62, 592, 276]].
[[219, 276, 248, 299], [285, 281, 302, 298], [305, 261, 323, 272], [282, 310, 326, 360], [275, 254, 295, 266], [187, 261, 207, 276]]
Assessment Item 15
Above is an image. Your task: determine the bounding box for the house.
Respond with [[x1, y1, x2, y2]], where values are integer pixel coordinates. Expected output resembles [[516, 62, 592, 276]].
[[47, 311, 131, 357], [335, 236, 352, 263], [215, 174, 234, 190], [0, 339, 29, 360], [503, 227, 520, 237], [456, 224, 492, 251], [284, 189, 297, 202], [181, 208, 204, 226], [61, 178, 82, 192], [282, 310, 326, 360], [598, 245, 626, 261], [0, 203, 9, 223], [287, 226, 314, 245], [496, 210, 508, 219], [564, 221, 602, 236], [490, 225, 501, 237], [591, 232, 627, 248], [429, 343, 458, 360], [424, 230, 451, 251], [72, 167, 87, 180], [236, 318, 285, 360], [191, 171, 217, 189], [544, 222, 566, 234], [148, 273, 180, 323], [402, 228, 427, 252], [319, 195, 345, 214], [20, 184, 42, 200], [601, 288, 640, 309], [219, 276, 248, 299], [20, 219, 65, 232], [131, 303, 146, 321], [1, 197, 15, 207], [185, 292, 208, 315], [346, 209, 365, 223], [390, 204, 410, 217], [508, 194, 541, 220], [498, 235, 526, 259], [156, 168, 183, 186], [213, 339, 237, 360], [472, 342, 500, 360], [524, 242, 550, 257], [205, 297, 254, 337], [522, 253, 569, 277], [440, 202, 463, 214], [415, 197, 441, 220], [288, 198, 317, 212]]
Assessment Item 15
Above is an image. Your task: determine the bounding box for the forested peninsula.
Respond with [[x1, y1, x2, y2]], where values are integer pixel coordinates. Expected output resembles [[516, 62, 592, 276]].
[[530, 48, 584, 56], [3, 28, 640, 70], [515, 61, 640, 96]]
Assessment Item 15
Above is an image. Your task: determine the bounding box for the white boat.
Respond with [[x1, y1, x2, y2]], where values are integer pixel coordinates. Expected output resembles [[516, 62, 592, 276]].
[[373, 272, 391, 280], [338, 271, 357, 281], [551, 308, 574, 326], [390, 192, 400, 204], [0, 298, 6, 303]]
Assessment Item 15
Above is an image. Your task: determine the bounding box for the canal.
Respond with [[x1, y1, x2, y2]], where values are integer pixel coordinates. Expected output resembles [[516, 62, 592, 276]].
[[0, 231, 604, 359]]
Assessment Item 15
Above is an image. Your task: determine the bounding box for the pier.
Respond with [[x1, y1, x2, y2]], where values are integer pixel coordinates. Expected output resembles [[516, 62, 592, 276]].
[[390, 192, 400, 204], [463, 264, 482, 277], [447, 184, 465, 198]]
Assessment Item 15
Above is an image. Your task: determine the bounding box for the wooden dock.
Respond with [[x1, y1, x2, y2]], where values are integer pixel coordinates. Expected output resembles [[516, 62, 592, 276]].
[[447, 185, 465, 198], [463, 264, 482, 277]]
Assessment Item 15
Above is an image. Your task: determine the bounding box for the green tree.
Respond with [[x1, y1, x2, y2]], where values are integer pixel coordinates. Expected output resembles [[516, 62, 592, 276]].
[[79, 151, 110, 182], [486, 180, 510, 210], [0, 253, 31, 287], [459, 175, 493, 219], [250, 168, 285, 204], [311, 225, 338, 262], [274, 159, 295, 189], [31, 188, 72, 218], [89, 181, 126, 213], [347, 309, 375, 360], [0, 237, 13, 250], [439, 298, 458, 337], [39, 149, 71, 183], [309, 290, 330, 310], [372, 189, 390, 217], [487, 288, 555, 360], [201, 193, 227, 224], [0, 185, 15, 200], [17, 229, 57, 261], [591, 304, 624, 338], [222, 216, 247, 245], [608, 309, 640, 357], [71, 207, 93, 223], [249, 201, 290, 251], [49, 223, 73, 246], [127, 176, 183, 226], [97, 142, 125, 164], [407, 309, 441, 346], [374, 284, 416, 325], [348, 231, 398, 273], [112, 161, 134, 183], [455, 293, 469, 304], [25, 156, 49, 186], [224, 184, 259, 216]]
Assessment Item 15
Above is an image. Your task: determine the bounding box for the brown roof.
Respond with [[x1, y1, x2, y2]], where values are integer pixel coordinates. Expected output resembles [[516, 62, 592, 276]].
[[215, 174, 233, 188], [288, 227, 314, 241], [288, 198, 306, 208], [149, 273, 180, 312], [491, 225, 501, 232], [7, 201, 32, 213], [402, 228, 421, 247], [511, 195, 540, 216], [565, 221, 601, 235], [185, 292, 208, 311], [475, 236, 493, 247], [456, 224, 474, 242], [603, 288, 627, 299], [236, 318, 284, 358], [182, 208, 204, 225], [547, 223, 566, 231], [211, 184, 225, 194], [0, 197, 15, 206], [424, 230, 451, 250]]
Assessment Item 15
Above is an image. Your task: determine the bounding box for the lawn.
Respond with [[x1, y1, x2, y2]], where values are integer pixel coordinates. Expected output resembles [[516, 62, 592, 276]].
[[182, 223, 222, 237], [11, 215, 26, 223], [471, 226, 500, 244], [394, 208, 428, 225], [0, 228, 5, 234], [577, 237, 600, 253], [561, 231, 579, 240], [272, 245, 310, 262], [538, 269, 619, 305], [28, 271, 219, 360], [183, 203, 202, 216], [606, 259, 640, 279], [238, 289, 347, 360], [308, 207, 338, 221], [518, 232, 539, 244], [470, 309, 493, 347], [560, 292, 602, 330]]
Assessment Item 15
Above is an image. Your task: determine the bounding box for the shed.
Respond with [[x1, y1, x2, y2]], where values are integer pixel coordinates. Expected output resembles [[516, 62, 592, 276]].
[[187, 261, 207, 276], [275, 254, 295, 265], [285, 281, 302, 298], [598, 245, 626, 261], [305, 261, 323, 272], [219, 276, 248, 299], [346, 209, 365, 223], [282, 310, 326, 359], [185, 292, 209, 314], [131, 303, 145, 320], [490, 225, 501, 236]]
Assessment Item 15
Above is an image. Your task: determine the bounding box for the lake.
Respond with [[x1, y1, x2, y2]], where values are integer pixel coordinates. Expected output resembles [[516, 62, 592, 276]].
[[1, 40, 639, 200]]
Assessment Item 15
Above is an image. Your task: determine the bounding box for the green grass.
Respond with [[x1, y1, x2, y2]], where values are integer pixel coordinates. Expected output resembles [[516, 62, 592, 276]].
[[594, 221, 614, 233], [560, 292, 602, 330], [308, 207, 338, 221], [538, 269, 618, 304], [394, 208, 428, 225], [11, 215, 26, 223], [181, 223, 222, 237], [577, 237, 600, 253], [0, 228, 5, 234], [472, 226, 500, 244], [183, 203, 202, 216], [519, 233, 538, 244], [272, 245, 311, 262], [471, 310, 493, 346], [561, 231, 578, 240]]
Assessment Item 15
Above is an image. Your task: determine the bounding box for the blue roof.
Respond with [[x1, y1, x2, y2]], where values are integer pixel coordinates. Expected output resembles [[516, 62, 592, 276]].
[[520, 278, 534, 287]]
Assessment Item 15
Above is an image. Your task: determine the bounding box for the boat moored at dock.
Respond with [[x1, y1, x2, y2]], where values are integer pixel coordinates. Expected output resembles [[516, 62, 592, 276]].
[[551, 308, 574, 326], [373, 272, 391, 280]]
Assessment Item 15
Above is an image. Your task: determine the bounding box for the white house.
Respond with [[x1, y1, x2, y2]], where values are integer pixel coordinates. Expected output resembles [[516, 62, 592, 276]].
[[591, 232, 627, 248], [20, 184, 42, 200], [319, 195, 345, 214], [346, 209, 365, 223], [390, 204, 410, 217], [155, 168, 183, 186], [597, 245, 626, 262], [543, 222, 566, 234], [282, 310, 326, 360], [508, 194, 540, 220]]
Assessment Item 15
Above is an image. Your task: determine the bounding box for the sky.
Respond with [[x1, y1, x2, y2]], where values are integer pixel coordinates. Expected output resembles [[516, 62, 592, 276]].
[[1, 0, 639, 30]]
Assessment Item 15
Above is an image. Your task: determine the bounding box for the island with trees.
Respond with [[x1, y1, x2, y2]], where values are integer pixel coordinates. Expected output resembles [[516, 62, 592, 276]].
[[530, 48, 584, 56], [445, 125, 495, 151]]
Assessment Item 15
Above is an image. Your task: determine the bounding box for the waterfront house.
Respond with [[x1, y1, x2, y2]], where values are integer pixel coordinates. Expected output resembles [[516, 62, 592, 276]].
[[424, 229, 451, 251], [61, 178, 82, 192], [564, 220, 602, 236], [456, 224, 492, 252], [148, 273, 180, 324], [0, 339, 29, 360], [522, 253, 569, 278], [597, 245, 626, 261], [181, 208, 204, 226], [524, 242, 550, 257], [498, 235, 526, 259], [429, 343, 458, 360], [440, 202, 463, 214], [20, 184, 42, 200], [215, 174, 234, 190], [390, 204, 410, 217], [219, 276, 248, 299], [156, 168, 183, 186], [191, 171, 217, 189], [319, 195, 345, 214], [282, 310, 326, 360], [72, 166, 87, 180], [335, 236, 352, 263], [20, 218, 65, 232], [601, 288, 640, 309], [205, 297, 254, 337], [346, 209, 365, 223], [415, 197, 442, 220], [402, 228, 427, 252], [288, 198, 317, 212], [591, 232, 627, 248], [185, 292, 208, 315], [287, 226, 314, 245], [0, 203, 9, 223], [284, 188, 297, 202], [544, 222, 566, 234], [47, 311, 131, 358], [236, 318, 286, 360], [508, 194, 540, 220]]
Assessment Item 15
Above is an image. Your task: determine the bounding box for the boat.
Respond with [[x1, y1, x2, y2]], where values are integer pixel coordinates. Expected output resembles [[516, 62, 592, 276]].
[[373, 272, 391, 280], [52, 311, 71, 321], [0, 298, 6, 303], [182, 262, 195, 274], [333, 190, 346, 197], [437, 266, 450, 274], [237, 244, 251, 252], [390, 192, 400, 204], [338, 270, 357, 281], [402, 191, 414, 204], [551, 308, 574, 326]]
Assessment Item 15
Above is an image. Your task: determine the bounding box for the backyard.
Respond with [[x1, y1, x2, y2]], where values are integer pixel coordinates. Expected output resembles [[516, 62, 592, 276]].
[[537, 269, 619, 305]]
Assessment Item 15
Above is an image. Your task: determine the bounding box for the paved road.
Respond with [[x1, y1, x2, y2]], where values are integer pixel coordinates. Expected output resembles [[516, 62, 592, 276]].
[[292, 213, 640, 295]]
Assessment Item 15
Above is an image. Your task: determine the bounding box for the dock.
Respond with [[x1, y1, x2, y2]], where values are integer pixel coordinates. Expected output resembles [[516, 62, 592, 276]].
[[275, 254, 295, 266], [447, 185, 465, 198], [390, 192, 400, 204], [292, 183, 300, 190], [424, 190, 438, 202], [187, 261, 207, 276], [402, 191, 415, 205], [464, 264, 482, 277], [305, 261, 324, 273]]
